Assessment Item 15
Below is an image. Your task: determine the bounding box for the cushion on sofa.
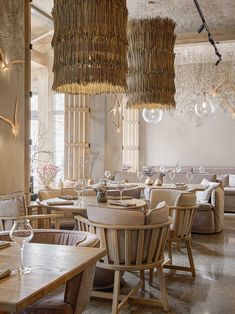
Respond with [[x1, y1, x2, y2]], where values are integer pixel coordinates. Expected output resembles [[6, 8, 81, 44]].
[[229, 175, 235, 187], [146, 201, 169, 225], [224, 187, 235, 195], [196, 179, 220, 203], [216, 174, 229, 187]]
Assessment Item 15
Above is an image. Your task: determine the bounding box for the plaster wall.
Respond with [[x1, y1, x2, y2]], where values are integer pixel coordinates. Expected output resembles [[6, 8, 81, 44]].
[[0, 0, 25, 194]]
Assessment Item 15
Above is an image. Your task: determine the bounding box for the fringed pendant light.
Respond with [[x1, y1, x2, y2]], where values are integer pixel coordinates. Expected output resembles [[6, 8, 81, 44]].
[[52, 0, 128, 95], [127, 18, 176, 109]]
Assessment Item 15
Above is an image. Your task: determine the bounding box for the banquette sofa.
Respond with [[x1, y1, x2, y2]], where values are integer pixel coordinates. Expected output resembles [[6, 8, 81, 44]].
[[115, 171, 225, 234]]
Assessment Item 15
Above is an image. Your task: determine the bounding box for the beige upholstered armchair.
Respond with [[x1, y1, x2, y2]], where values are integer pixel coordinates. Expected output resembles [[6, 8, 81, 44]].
[[76, 202, 172, 313], [0, 191, 62, 231]]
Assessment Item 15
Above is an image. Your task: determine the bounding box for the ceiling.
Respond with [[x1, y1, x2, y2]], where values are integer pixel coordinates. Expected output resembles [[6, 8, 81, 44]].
[[31, 0, 235, 67]]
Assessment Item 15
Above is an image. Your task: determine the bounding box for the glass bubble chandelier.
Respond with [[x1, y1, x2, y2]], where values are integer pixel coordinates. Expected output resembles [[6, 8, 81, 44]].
[[142, 109, 163, 124]]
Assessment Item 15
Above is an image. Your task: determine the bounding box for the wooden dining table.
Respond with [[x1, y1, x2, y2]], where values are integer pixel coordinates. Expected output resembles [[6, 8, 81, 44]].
[[39, 196, 147, 217], [0, 242, 106, 313]]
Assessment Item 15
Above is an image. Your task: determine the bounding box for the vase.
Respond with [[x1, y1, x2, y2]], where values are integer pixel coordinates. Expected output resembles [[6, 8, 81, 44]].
[[96, 191, 108, 203]]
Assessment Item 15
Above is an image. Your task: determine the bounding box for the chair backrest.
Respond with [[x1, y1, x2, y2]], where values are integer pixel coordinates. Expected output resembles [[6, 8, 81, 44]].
[[149, 189, 182, 209], [82, 203, 171, 269], [171, 192, 197, 239], [38, 189, 61, 201], [107, 187, 142, 199], [61, 188, 96, 197], [0, 191, 26, 230], [114, 171, 138, 182]]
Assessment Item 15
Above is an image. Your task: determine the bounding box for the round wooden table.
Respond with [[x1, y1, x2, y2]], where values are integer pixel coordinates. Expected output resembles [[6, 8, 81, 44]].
[[40, 196, 147, 218]]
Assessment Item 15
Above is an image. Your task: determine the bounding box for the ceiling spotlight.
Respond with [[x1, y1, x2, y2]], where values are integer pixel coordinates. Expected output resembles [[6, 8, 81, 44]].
[[197, 24, 204, 33]]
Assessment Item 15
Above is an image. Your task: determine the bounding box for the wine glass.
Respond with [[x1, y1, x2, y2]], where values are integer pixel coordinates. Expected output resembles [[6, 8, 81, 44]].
[[104, 170, 111, 181], [169, 170, 176, 187], [10, 219, 34, 274], [160, 166, 165, 173], [186, 171, 194, 184], [199, 167, 205, 173], [74, 179, 87, 206], [116, 180, 127, 200], [137, 171, 144, 182]]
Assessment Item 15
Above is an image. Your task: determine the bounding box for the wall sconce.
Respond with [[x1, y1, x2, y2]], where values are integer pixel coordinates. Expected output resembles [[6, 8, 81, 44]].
[[0, 94, 19, 137], [0, 48, 24, 71]]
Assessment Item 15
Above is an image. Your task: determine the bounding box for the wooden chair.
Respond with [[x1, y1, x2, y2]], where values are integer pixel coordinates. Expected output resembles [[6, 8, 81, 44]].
[[149, 190, 198, 277], [75, 202, 172, 313], [0, 191, 62, 231]]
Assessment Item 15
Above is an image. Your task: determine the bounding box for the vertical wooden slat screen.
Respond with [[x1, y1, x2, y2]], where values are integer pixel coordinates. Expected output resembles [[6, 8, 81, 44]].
[[122, 106, 140, 171], [64, 94, 90, 180]]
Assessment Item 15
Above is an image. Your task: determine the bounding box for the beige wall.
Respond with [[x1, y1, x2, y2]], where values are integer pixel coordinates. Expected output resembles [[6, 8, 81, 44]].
[[0, 0, 25, 194]]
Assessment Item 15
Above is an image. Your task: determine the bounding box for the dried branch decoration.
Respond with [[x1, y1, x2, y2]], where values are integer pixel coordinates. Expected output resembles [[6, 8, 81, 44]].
[[127, 18, 176, 109], [52, 0, 128, 95], [0, 93, 19, 137], [0, 48, 24, 71]]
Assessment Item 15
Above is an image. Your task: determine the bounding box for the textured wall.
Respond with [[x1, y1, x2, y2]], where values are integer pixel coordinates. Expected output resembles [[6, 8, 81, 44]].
[[140, 44, 235, 168], [0, 0, 24, 193]]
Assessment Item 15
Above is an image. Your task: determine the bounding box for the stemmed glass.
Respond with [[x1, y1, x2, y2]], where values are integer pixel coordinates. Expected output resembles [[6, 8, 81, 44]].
[[169, 170, 176, 187], [74, 179, 87, 206], [104, 170, 111, 181], [116, 180, 127, 200], [137, 171, 144, 182], [10, 219, 34, 274], [186, 171, 194, 184]]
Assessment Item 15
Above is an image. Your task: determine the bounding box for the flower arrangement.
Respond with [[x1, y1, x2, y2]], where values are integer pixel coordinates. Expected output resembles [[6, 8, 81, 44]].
[[37, 164, 60, 187], [94, 180, 107, 193]]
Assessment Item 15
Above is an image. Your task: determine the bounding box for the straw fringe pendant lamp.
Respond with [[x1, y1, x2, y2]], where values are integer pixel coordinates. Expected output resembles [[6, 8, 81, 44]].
[[127, 18, 176, 109], [52, 0, 128, 95]]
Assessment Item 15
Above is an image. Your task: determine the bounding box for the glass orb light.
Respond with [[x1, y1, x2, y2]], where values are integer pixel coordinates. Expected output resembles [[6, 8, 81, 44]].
[[142, 108, 163, 124], [195, 92, 215, 118]]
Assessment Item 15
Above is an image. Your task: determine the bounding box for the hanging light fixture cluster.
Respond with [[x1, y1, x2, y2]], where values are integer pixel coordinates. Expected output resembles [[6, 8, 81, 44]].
[[52, 1, 177, 126], [52, 0, 128, 95]]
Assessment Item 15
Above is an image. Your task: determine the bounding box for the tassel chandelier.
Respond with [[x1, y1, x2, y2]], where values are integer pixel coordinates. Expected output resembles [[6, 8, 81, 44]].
[[52, 0, 128, 95], [127, 17, 176, 110]]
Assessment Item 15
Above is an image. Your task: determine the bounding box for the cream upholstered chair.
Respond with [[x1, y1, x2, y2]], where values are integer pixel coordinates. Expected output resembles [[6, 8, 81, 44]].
[[0, 229, 99, 314], [107, 186, 142, 199], [76, 202, 172, 313], [38, 189, 75, 230], [149, 190, 198, 277], [61, 187, 96, 197], [0, 191, 62, 230]]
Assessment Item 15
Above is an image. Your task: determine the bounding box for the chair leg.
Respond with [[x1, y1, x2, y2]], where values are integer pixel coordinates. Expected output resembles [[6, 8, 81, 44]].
[[156, 266, 169, 312], [149, 268, 154, 286], [168, 241, 173, 263], [112, 271, 121, 314], [185, 238, 196, 277], [140, 270, 145, 290]]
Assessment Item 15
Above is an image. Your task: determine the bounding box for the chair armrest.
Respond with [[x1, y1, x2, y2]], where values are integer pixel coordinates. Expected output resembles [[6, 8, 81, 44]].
[[0, 214, 64, 230]]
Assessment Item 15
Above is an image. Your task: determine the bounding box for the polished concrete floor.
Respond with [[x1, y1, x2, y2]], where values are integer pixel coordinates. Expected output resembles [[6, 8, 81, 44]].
[[84, 213, 235, 314]]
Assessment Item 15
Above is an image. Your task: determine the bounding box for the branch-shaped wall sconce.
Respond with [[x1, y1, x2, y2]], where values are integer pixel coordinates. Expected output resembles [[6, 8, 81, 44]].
[[0, 48, 24, 71], [0, 93, 19, 137]]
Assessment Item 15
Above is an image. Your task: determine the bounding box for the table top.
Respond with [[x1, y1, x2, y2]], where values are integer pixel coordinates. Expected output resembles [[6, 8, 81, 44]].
[[0, 243, 105, 312], [40, 196, 147, 213]]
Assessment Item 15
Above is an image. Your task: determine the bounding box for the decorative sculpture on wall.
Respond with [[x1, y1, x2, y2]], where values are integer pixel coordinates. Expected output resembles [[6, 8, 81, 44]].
[[107, 95, 123, 133], [0, 93, 19, 137], [0, 48, 24, 71]]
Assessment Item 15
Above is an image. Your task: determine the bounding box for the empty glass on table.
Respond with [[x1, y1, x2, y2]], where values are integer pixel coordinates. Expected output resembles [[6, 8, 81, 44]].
[[186, 171, 194, 184], [116, 180, 127, 200], [74, 179, 87, 206], [169, 170, 176, 187], [10, 219, 34, 274]]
